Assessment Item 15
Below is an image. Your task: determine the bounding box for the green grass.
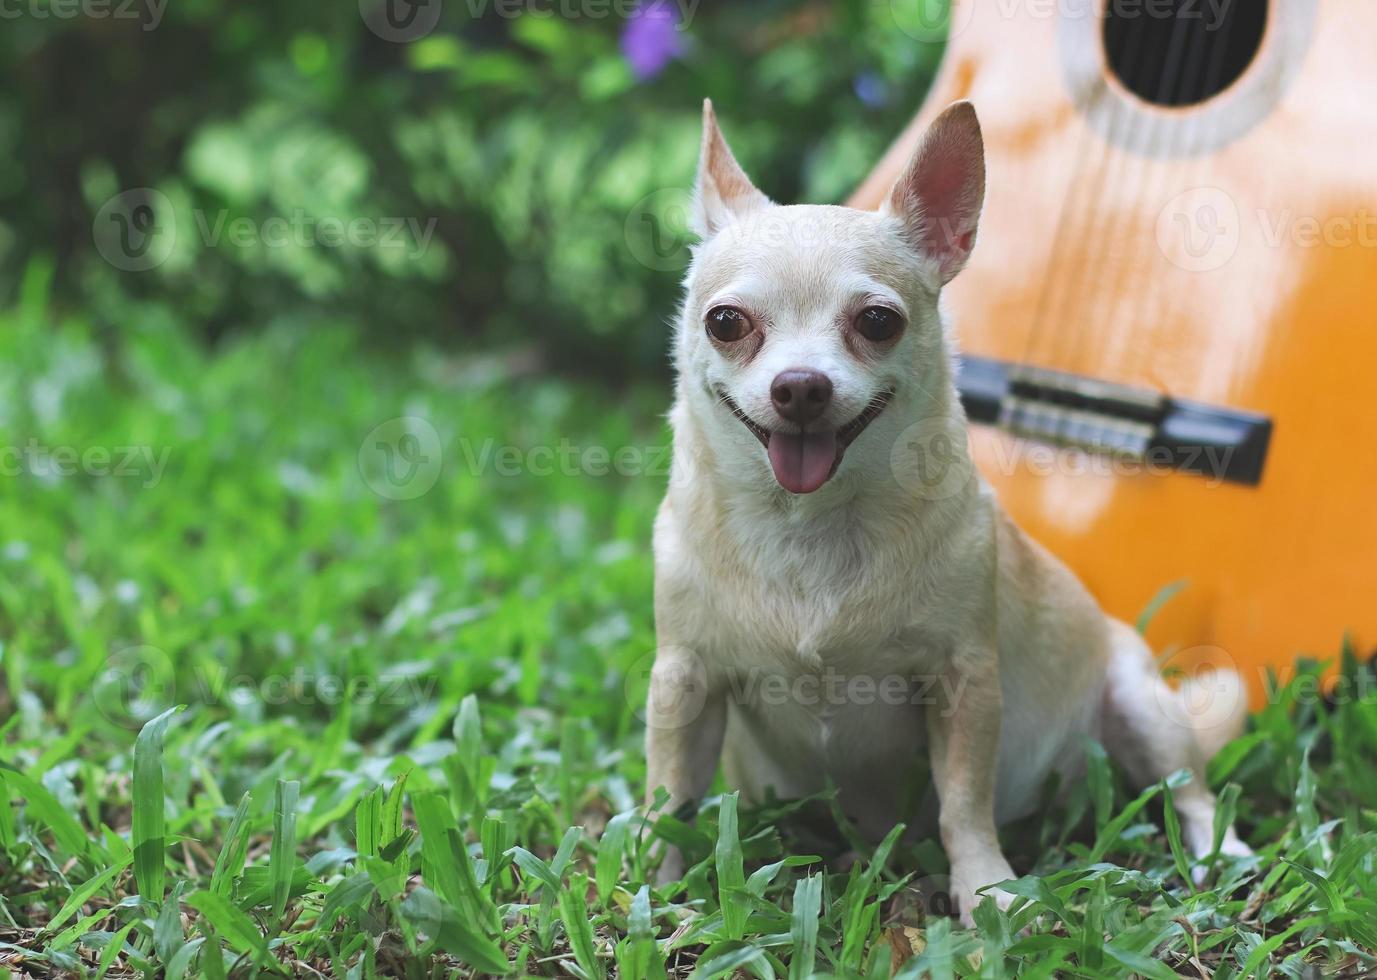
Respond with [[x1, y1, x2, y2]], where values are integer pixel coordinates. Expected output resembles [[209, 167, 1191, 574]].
[[2, 263, 1377, 977]]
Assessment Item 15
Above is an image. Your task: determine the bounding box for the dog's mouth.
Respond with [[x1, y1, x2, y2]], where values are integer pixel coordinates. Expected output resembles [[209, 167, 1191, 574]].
[[716, 387, 894, 494]]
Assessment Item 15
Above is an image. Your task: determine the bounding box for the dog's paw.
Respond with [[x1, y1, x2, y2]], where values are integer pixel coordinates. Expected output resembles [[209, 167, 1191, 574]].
[[1218, 833, 1254, 859], [950, 857, 1017, 928], [1190, 830, 1255, 885]]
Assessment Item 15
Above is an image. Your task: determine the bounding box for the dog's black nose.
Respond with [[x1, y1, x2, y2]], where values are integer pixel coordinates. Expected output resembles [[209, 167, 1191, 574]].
[[770, 370, 833, 425]]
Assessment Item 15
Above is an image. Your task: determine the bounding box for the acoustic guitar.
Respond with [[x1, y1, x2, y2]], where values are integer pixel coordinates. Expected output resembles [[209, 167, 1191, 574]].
[[849, 0, 1377, 704]]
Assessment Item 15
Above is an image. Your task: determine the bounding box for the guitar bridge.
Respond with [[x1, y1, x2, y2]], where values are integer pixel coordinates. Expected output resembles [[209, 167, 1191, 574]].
[[958, 355, 1272, 486]]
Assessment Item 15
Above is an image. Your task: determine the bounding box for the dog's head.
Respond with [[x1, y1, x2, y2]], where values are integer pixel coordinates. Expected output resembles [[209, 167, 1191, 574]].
[[675, 100, 985, 497]]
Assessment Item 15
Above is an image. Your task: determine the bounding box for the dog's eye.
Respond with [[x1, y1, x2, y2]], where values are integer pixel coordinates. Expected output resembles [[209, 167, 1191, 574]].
[[705, 306, 752, 343], [856, 306, 904, 342]]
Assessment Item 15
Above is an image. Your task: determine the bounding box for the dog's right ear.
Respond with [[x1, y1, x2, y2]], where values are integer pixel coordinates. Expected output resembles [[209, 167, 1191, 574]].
[[691, 99, 770, 238]]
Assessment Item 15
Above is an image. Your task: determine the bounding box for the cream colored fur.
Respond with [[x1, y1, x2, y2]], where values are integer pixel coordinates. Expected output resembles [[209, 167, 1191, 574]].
[[644, 100, 1251, 925]]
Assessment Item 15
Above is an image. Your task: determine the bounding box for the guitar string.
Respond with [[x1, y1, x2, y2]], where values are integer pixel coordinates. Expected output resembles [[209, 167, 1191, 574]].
[[1012, 1, 1122, 378], [1023, 0, 1139, 373], [1062, 0, 1199, 372], [1094, 0, 1219, 382], [1126, 0, 1243, 411], [1045, 0, 1176, 452], [1033, 2, 1239, 457], [1014, 0, 1153, 455]]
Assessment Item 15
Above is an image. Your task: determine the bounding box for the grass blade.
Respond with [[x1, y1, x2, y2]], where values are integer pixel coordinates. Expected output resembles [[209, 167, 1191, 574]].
[[185, 889, 276, 972], [596, 810, 633, 904], [355, 784, 382, 858], [1161, 782, 1194, 889], [41, 852, 132, 939], [209, 793, 253, 898], [0, 767, 88, 857], [715, 793, 747, 941], [399, 886, 510, 975], [558, 872, 605, 980], [133, 706, 183, 903], [789, 873, 822, 980], [269, 779, 300, 927], [619, 884, 665, 980]]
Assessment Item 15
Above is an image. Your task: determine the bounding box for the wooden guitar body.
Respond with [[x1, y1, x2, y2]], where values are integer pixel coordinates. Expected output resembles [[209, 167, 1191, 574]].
[[851, 0, 1377, 702]]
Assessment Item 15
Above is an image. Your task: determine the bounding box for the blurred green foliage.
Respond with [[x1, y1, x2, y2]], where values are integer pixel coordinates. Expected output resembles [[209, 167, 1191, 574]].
[[0, 0, 945, 376]]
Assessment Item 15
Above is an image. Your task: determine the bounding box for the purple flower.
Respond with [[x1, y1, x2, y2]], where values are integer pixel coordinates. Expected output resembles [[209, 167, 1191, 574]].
[[853, 72, 889, 109], [621, 2, 684, 82]]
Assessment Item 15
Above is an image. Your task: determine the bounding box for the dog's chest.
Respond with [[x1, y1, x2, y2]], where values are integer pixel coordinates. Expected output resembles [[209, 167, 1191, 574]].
[[685, 528, 951, 680], [655, 485, 971, 709]]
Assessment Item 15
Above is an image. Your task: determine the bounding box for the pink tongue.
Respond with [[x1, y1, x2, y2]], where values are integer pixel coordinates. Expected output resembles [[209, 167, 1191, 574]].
[[767, 429, 839, 494]]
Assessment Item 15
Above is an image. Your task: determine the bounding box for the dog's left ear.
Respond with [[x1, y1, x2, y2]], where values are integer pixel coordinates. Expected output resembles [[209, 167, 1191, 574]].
[[692, 99, 770, 238], [884, 101, 985, 284]]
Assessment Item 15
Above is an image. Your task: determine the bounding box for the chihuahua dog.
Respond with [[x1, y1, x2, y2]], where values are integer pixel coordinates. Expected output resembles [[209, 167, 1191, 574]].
[[644, 100, 1252, 923]]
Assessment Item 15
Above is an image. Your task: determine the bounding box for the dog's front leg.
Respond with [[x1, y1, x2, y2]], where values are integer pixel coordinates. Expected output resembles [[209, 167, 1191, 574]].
[[927, 653, 1015, 926], [643, 646, 727, 883]]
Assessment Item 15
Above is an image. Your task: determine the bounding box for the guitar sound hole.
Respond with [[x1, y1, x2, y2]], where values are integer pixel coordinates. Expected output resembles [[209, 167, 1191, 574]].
[[1103, 0, 1269, 107]]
